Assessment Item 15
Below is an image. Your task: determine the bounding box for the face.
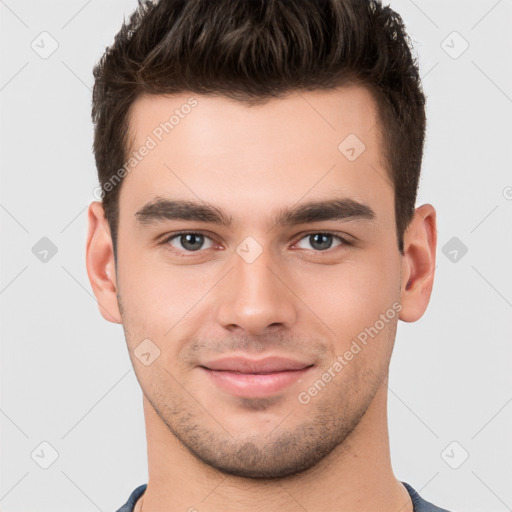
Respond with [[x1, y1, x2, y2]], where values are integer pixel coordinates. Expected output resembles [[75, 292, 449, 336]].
[[87, 86, 434, 479]]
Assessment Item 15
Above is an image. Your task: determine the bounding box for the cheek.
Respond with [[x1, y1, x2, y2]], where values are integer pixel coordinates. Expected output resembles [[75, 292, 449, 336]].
[[291, 252, 401, 365], [298, 253, 399, 321], [117, 234, 401, 355], [116, 248, 219, 338]]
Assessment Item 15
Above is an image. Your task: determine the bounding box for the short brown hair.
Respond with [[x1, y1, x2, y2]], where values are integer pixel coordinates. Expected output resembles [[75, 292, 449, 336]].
[[92, 0, 426, 258]]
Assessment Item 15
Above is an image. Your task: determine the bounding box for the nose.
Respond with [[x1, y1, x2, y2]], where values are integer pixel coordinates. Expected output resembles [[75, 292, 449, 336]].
[[216, 244, 297, 336]]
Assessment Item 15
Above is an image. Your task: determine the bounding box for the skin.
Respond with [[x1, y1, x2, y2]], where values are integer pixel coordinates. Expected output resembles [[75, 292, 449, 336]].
[[86, 85, 436, 512]]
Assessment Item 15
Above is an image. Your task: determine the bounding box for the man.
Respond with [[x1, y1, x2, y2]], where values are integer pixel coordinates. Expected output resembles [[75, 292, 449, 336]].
[[86, 0, 449, 510]]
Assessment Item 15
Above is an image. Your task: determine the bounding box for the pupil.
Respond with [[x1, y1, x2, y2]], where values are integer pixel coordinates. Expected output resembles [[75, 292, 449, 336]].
[[311, 233, 332, 250], [181, 233, 203, 251]]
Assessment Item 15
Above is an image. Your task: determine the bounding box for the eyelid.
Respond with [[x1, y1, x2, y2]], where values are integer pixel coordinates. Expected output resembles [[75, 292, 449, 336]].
[[160, 230, 353, 254], [291, 231, 353, 250], [160, 230, 220, 250]]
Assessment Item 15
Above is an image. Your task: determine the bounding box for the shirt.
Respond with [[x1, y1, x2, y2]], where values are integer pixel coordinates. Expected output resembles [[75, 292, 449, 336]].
[[115, 481, 453, 511]]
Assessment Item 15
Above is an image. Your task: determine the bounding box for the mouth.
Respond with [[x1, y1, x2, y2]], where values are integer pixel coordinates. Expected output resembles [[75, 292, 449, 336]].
[[199, 356, 315, 398]]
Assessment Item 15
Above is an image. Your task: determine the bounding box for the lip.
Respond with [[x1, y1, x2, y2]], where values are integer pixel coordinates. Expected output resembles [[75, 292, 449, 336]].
[[202, 356, 313, 373], [199, 356, 314, 398]]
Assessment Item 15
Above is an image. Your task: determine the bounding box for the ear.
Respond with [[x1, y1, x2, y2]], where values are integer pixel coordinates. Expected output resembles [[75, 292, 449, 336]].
[[85, 201, 122, 324], [399, 204, 437, 323]]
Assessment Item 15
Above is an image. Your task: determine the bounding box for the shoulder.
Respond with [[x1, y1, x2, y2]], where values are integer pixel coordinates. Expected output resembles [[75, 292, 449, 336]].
[[115, 484, 147, 512], [402, 482, 454, 512]]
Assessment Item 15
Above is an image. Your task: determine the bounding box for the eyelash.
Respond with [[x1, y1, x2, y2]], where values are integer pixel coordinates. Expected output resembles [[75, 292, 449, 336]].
[[159, 230, 353, 256]]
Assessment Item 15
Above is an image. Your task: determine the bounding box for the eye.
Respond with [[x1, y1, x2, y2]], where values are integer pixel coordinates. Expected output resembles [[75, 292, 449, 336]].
[[160, 230, 352, 256], [294, 232, 350, 251], [164, 232, 216, 253]]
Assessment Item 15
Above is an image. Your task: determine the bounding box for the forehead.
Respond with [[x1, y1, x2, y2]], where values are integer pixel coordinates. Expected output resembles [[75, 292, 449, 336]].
[[120, 86, 392, 226]]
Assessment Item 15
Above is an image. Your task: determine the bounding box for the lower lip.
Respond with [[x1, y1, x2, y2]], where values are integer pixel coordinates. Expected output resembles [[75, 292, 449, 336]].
[[201, 366, 313, 398]]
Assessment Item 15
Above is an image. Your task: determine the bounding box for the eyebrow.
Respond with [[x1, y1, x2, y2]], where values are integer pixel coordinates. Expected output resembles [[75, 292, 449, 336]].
[[135, 196, 376, 229]]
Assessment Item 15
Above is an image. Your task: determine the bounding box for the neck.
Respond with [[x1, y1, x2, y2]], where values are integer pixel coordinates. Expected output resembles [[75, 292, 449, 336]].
[[138, 383, 412, 512]]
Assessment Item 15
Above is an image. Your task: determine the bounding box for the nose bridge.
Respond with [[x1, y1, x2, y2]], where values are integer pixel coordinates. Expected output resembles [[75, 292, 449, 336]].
[[216, 237, 297, 334]]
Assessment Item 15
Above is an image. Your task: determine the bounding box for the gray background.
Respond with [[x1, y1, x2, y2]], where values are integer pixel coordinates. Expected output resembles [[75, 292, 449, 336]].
[[1, 1, 511, 511]]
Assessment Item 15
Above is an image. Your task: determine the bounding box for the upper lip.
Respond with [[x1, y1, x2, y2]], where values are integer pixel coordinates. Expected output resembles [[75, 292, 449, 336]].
[[201, 356, 314, 374]]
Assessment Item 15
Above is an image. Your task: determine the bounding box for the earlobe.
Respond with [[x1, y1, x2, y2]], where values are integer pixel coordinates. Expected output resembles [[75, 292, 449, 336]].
[[85, 201, 122, 324], [399, 204, 437, 323]]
